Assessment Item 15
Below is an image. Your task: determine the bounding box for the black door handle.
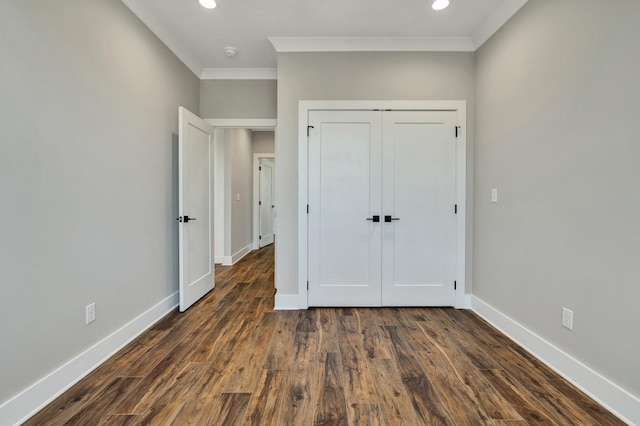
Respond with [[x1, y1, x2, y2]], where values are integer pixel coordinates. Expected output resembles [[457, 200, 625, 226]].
[[176, 216, 197, 223], [366, 215, 380, 223], [385, 215, 400, 222]]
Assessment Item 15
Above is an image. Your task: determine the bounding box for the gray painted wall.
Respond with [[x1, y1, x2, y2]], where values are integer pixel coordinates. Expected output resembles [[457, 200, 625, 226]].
[[474, 0, 640, 397], [0, 0, 199, 404], [252, 131, 275, 154], [225, 129, 254, 255], [200, 80, 277, 119], [276, 52, 475, 296]]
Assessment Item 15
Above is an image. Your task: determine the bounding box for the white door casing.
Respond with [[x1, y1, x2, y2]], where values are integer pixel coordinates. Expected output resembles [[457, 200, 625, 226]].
[[300, 101, 467, 309], [178, 107, 214, 312], [259, 159, 275, 247]]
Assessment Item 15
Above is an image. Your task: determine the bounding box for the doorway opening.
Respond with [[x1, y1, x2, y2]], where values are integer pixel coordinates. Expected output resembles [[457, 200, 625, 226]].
[[253, 154, 276, 250], [208, 120, 276, 291]]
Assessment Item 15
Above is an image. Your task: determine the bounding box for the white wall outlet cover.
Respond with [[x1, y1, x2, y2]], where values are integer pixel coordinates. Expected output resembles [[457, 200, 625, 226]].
[[562, 307, 573, 330], [86, 303, 96, 324], [491, 188, 498, 203], [236, 193, 240, 201]]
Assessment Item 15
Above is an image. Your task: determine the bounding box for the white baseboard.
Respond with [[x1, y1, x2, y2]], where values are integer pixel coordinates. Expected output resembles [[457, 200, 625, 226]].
[[230, 244, 253, 265], [274, 293, 301, 310], [455, 293, 471, 309], [214, 256, 225, 264], [221, 244, 254, 266], [0, 292, 179, 426], [471, 296, 639, 426]]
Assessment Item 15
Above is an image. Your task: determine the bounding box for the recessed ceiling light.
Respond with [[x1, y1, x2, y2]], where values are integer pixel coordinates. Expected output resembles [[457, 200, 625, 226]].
[[432, 0, 449, 11], [199, 0, 217, 9]]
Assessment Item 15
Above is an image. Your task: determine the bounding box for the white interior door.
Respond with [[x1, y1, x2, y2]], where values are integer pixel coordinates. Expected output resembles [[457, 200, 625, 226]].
[[307, 109, 457, 307], [178, 107, 214, 312], [308, 111, 383, 306], [381, 111, 456, 306], [259, 159, 275, 247]]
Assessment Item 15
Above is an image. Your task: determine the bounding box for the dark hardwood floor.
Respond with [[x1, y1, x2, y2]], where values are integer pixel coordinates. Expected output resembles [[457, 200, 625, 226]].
[[25, 244, 623, 425]]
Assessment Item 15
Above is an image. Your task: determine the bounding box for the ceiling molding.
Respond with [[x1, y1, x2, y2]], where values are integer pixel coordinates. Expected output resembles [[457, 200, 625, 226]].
[[121, 0, 204, 77], [205, 119, 277, 130], [472, 0, 530, 49], [200, 68, 277, 80], [122, 0, 530, 79], [268, 37, 475, 53]]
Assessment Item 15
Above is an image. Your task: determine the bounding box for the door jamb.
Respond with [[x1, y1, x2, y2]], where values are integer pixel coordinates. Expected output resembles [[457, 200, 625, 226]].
[[298, 100, 468, 309]]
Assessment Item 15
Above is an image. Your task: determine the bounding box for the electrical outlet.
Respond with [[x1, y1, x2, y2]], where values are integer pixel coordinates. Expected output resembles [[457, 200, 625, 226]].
[[562, 307, 573, 330], [491, 188, 498, 203], [86, 303, 96, 325]]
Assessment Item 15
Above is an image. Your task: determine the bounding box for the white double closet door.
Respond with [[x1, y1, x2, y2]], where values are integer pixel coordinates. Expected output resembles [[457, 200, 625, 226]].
[[308, 110, 457, 307]]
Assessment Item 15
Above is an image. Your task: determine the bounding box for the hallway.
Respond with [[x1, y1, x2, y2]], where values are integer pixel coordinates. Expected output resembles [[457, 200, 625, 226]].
[[25, 245, 621, 425]]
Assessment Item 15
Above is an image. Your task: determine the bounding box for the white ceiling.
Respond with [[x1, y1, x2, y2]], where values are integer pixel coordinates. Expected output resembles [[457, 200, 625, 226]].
[[121, 0, 528, 79]]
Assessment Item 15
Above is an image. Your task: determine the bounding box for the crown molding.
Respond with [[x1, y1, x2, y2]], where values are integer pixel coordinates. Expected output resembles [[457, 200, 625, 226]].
[[472, 0, 530, 49], [123, 0, 530, 79], [268, 36, 475, 53], [204, 119, 276, 129], [121, 0, 204, 77], [200, 68, 277, 80]]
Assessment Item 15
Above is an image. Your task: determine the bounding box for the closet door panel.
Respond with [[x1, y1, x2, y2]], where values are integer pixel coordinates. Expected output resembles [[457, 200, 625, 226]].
[[381, 111, 457, 306], [308, 111, 382, 306]]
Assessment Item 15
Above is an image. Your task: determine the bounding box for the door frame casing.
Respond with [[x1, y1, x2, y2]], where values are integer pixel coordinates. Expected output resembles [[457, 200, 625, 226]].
[[253, 153, 276, 250], [298, 100, 469, 309]]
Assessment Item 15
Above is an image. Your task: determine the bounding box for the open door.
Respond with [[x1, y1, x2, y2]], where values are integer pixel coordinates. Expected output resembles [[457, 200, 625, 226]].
[[178, 107, 214, 312], [259, 159, 275, 247]]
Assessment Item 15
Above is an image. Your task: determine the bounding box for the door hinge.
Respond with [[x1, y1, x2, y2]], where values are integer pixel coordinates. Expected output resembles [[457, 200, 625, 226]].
[[454, 280, 457, 290], [307, 125, 314, 137], [259, 201, 262, 206], [259, 166, 262, 171], [306, 204, 309, 214], [259, 235, 262, 240], [455, 126, 460, 138], [307, 281, 309, 290], [454, 204, 457, 214]]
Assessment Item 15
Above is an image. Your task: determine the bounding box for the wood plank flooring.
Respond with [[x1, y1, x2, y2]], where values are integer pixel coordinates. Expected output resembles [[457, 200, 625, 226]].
[[24, 245, 623, 425]]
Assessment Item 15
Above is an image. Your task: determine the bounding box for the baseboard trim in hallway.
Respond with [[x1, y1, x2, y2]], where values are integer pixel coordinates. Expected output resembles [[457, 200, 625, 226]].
[[221, 243, 254, 266], [0, 292, 179, 426], [471, 296, 639, 425]]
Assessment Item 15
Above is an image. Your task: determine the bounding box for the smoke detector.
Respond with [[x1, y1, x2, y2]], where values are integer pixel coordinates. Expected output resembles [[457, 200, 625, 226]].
[[224, 47, 238, 57]]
